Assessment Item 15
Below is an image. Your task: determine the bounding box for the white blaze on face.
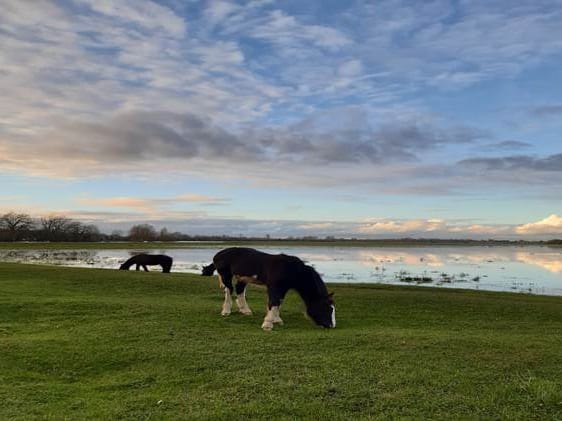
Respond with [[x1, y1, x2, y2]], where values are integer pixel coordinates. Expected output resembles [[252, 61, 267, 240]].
[[331, 305, 336, 328]]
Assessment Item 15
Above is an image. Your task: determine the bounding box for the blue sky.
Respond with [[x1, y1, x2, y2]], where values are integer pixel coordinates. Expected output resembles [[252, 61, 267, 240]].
[[1, 0, 561, 238]]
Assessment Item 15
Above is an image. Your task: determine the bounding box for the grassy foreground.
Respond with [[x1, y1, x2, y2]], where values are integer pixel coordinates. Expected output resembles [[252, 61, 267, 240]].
[[1, 264, 561, 419]]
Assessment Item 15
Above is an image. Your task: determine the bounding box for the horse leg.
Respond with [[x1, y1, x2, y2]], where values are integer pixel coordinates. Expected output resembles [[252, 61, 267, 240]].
[[135, 264, 140, 271], [235, 281, 252, 315], [219, 272, 233, 316], [143, 265, 149, 272], [262, 288, 285, 330]]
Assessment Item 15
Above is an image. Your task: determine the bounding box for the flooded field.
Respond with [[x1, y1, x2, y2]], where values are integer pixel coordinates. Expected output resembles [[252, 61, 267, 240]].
[[1, 245, 561, 296]]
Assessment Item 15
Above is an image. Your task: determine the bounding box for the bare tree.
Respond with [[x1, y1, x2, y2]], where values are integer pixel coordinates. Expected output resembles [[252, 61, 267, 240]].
[[129, 224, 157, 242], [159, 227, 171, 241], [66, 221, 101, 241], [80, 224, 101, 241], [109, 230, 125, 241], [0, 212, 34, 241], [40, 215, 72, 241]]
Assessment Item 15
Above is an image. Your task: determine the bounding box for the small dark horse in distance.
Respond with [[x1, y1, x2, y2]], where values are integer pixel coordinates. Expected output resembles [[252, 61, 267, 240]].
[[202, 247, 335, 330], [119, 254, 173, 273]]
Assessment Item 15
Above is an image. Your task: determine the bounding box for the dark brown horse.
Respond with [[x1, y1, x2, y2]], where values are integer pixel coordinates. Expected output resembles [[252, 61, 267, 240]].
[[119, 254, 173, 273], [202, 247, 335, 330]]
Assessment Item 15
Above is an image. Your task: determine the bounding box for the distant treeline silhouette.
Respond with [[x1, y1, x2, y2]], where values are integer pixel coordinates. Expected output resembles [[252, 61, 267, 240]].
[[1, 211, 561, 244], [0, 212, 102, 242]]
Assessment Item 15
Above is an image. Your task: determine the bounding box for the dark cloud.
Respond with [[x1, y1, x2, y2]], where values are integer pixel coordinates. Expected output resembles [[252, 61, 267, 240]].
[[374, 123, 486, 159], [460, 153, 562, 171], [5, 110, 486, 170], [44, 112, 258, 162]]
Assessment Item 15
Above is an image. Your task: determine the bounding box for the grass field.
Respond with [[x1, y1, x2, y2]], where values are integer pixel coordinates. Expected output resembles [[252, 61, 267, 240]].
[[1, 263, 561, 419]]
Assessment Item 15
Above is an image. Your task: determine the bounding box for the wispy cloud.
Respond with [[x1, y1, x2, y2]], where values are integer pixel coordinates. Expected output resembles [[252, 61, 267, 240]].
[[480, 140, 532, 151], [79, 194, 230, 210], [75, 0, 186, 36], [460, 154, 562, 172]]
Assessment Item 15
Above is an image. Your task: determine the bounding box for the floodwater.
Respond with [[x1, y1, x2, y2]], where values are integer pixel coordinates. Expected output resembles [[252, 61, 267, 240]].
[[1, 245, 561, 296]]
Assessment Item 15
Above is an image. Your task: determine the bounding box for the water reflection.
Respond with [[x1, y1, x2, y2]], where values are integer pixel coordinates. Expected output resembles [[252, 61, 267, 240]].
[[515, 251, 562, 273], [0, 246, 560, 296]]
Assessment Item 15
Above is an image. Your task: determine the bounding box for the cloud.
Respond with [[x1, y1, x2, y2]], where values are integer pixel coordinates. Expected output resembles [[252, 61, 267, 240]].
[[4, 198, 561, 239], [358, 217, 519, 238], [203, 1, 241, 25], [352, 0, 562, 89], [175, 194, 230, 205], [80, 197, 157, 210], [481, 140, 532, 151], [78, 194, 230, 210], [74, 0, 186, 36], [516, 214, 562, 235], [248, 10, 351, 51], [1, 0, 562, 207], [359, 218, 447, 234], [0, 107, 489, 179], [297, 222, 336, 230], [460, 154, 562, 171]]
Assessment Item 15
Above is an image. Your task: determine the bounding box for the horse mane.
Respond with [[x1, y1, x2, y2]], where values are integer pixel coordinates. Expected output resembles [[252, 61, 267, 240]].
[[302, 264, 331, 301]]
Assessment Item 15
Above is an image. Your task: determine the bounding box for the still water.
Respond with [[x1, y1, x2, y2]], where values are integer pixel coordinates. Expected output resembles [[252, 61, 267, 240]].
[[1, 246, 561, 296]]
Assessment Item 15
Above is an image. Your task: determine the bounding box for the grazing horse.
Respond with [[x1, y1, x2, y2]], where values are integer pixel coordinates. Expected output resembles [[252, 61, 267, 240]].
[[201, 247, 335, 330], [119, 253, 173, 273]]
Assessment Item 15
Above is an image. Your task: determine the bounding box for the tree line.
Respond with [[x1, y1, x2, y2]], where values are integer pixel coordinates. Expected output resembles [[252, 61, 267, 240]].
[[0, 212, 188, 242]]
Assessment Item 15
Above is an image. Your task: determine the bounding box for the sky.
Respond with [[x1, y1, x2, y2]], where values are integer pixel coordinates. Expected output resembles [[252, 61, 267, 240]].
[[1, 0, 561, 239]]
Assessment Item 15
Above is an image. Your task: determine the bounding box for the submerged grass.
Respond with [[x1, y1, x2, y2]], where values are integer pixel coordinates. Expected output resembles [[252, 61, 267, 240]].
[[1, 263, 561, 419]]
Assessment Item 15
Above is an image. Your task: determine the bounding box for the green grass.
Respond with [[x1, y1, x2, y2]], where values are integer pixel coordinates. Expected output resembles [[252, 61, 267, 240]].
[[1, 263, 561, 419]]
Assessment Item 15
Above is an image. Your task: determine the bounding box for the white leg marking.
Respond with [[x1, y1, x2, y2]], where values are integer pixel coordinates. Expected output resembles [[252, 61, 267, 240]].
[[236, 289, 253, 315], [261, 306, 275, 330], [261, 306, 282, 330], [331, 305, 336, 328], [271, 306, 283, 324], [221, 287, 232, 316]]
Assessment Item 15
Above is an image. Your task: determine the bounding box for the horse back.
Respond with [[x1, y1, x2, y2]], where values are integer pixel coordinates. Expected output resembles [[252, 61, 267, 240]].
[[213, 247, 306, 284], [135, 254, 172, 265]]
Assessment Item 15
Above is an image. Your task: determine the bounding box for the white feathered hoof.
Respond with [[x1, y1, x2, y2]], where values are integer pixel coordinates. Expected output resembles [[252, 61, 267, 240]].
[[261, 320, 274, 330]]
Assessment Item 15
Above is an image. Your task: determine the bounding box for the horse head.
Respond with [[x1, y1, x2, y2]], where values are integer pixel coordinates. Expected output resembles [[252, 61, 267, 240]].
[[302, 265, 336, 328], [201, 263, 215, 276], [306, 292, 335, 328]]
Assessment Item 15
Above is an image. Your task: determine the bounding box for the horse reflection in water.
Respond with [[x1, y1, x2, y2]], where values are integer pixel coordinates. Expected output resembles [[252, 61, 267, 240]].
[[119, 253, 173, 273], [202, 247, 335, 330]]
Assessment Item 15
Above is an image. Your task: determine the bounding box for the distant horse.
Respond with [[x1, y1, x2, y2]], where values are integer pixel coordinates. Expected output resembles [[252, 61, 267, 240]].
[[202, 247, 335, 330], [119, 254, 173, 273]]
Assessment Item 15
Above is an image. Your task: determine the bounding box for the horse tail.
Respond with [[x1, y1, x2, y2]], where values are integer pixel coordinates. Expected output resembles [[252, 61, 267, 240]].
[[201, 263, 216, 276]]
